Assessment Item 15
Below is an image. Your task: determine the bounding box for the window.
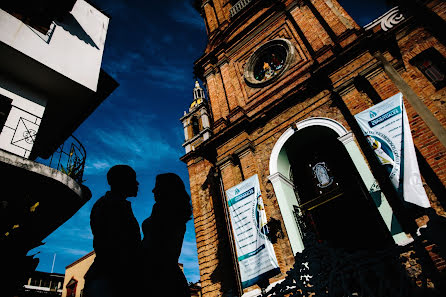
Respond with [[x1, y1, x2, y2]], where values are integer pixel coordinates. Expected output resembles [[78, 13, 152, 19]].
[[253, 48, 286, 82], [30, 278, 40, 287], [42, 279, 50, 288], [410, 48, 446, 90], [50, 280, 59, 290], [66, 278, 78, 297], [191, 116, 200, 136], [244, 39, 296, 87], [0, 94, 12, 133]]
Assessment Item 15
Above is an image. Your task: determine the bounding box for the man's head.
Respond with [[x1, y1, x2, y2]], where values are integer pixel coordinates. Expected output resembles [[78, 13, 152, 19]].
[[107, 165, 139, 198]]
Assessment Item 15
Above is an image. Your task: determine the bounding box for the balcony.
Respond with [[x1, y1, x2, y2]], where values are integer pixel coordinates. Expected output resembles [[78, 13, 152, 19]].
[[230, 0, 254, 18], [39, 135, 86, 184], [0, 135, 91, 262]]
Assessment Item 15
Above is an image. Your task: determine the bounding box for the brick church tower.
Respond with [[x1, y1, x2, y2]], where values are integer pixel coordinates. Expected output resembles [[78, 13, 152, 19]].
[[181, 1, 446, 296]]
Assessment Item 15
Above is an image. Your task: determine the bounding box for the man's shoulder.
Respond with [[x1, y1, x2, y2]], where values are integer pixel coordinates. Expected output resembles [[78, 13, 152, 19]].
[[91, 193, 116, 216], [92, 194, 107, 209], [91, 192, 131, 216]]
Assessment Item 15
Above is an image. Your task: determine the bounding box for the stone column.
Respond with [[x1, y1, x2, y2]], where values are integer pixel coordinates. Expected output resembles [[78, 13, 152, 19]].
[[337, 132, 409, 245], [374, 51, 446, 148], [268, 172, 304, 254]]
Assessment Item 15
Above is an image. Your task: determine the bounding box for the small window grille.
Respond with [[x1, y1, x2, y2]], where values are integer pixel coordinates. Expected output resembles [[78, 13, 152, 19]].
[[410, 48, 446, 90]]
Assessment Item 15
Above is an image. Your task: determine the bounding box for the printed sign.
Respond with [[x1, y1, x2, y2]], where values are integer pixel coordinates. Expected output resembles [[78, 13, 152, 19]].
[[226, 174, 280, 288], [354, 93, 430, 208]]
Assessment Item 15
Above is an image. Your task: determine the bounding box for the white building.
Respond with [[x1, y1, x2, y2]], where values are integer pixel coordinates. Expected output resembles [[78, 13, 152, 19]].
[[0, 1, 117, 295], [22, 271, 65, 296]]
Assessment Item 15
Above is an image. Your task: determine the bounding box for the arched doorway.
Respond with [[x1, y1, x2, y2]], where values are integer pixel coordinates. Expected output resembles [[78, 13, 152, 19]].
[[285, 126, 392, 250], [268, 118, 408, 254]]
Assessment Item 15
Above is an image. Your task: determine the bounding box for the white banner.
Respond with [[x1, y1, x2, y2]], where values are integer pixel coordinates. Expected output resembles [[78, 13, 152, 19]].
[[226, 174, 280, 288], [354, 93, 430, 208]]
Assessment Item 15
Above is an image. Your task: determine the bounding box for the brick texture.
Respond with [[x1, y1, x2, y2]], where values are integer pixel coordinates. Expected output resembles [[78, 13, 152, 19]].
[[187, 1, 446, 296]]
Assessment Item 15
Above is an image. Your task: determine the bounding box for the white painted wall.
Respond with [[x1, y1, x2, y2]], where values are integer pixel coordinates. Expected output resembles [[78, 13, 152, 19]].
[[0, 0, 109, 91], [0, 0, 111, 158], [0, 76, 47, 158]]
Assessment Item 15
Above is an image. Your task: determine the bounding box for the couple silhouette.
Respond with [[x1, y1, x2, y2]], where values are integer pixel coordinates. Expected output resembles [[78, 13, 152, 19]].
[[83, 165, 192, 297]]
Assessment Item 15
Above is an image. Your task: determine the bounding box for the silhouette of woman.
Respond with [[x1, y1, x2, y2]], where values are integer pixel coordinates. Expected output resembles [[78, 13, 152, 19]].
[[142, 173, 192, 297]]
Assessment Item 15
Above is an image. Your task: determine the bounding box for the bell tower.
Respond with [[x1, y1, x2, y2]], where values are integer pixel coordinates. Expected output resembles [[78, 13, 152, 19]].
[[181, 81, 212, 154]]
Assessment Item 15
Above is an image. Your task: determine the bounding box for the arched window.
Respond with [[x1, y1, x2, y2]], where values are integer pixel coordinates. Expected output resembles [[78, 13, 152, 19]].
[[191, 116, 200, 136]]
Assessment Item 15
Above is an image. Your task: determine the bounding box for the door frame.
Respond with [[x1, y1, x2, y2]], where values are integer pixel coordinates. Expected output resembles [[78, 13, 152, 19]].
[[267, 117, 409, 254]]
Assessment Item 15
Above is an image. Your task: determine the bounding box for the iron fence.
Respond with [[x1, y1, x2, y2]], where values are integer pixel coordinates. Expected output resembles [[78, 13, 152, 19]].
[[263, 209, 445, 297], [44, 135, 86, 184]]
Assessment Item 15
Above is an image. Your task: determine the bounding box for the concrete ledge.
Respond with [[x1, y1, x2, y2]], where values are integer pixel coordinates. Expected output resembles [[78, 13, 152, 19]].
[[0, 148, 84, 198]]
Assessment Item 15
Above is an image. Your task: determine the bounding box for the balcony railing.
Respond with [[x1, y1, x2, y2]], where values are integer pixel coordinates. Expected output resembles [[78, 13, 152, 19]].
[[41, 135, 86, 184], [230, 0, 253, 18]]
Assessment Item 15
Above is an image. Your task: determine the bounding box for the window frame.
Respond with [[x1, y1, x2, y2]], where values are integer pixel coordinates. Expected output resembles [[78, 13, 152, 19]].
[[409, 47, 446, 90]]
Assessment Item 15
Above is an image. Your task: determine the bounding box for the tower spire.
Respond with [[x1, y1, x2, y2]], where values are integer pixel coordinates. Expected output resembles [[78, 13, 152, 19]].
[[181, 80, 212, 154], [190, 80, 205, 110]]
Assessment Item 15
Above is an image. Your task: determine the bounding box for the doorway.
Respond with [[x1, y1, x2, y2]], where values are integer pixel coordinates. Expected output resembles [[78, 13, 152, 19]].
[[285, 126, 392, 251]]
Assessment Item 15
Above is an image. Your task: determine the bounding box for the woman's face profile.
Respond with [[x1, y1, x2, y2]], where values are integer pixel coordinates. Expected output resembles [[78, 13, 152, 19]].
[[152, 181, 166, 202], [152, 186, 159, 201]]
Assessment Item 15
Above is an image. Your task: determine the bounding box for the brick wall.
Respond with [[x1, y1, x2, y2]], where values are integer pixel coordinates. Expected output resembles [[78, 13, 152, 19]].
[[187, 1, 446, 296]]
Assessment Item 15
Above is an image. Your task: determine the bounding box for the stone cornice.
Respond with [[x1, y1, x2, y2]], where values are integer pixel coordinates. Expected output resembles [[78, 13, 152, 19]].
[[216, 155, 235, 170], [337, 132, 355, 145], [234, 141, 255, 159], [267, 172, 295, 188], [182, 127, 213, 147]]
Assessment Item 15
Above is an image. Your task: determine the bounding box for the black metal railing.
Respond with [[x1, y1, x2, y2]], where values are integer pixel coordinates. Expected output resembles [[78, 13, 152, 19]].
[[230, 0, 254, 17], [44, 135, 86, 184], [264, 211, 445, 297]]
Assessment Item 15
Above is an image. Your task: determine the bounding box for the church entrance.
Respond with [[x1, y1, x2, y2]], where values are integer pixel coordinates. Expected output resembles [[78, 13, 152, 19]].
[[284, 126, 392, 251]]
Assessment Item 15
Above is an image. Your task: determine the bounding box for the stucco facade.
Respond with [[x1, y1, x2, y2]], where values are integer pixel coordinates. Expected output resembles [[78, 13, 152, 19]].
[[62, 251, 95, 297]]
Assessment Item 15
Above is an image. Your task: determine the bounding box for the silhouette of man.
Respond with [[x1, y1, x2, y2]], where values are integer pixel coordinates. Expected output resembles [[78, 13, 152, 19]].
[[84, 165, 141, 297]]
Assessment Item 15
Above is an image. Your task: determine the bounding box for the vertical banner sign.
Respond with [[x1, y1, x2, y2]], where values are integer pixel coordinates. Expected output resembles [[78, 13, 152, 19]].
[[226, 174, 280, 288], [354, 93, 430, 208]]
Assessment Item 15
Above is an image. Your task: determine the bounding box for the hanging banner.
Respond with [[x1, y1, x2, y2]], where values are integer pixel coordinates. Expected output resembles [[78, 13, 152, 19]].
[[226, 174, 280, 288], [354, 93, 430, 208]]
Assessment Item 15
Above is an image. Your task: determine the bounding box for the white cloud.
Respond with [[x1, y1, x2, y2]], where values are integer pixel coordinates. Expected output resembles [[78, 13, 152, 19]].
[[88, 160, 110, 170], [180, 221, 200, 282], [104, 48, 191, 91], [84, 112, 182, 175], [62, 248, 90, 256]]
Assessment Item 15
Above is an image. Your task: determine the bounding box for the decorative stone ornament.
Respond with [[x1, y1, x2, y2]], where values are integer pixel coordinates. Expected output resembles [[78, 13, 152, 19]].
[[380, 7, 405, 31], [244, 39, 296, 88]]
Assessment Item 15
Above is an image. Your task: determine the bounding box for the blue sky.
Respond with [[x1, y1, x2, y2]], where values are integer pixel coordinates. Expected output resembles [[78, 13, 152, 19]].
[[31, 0, 390, 284]]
